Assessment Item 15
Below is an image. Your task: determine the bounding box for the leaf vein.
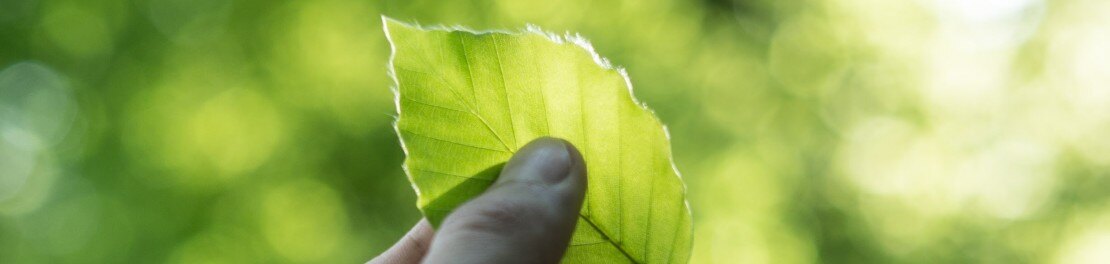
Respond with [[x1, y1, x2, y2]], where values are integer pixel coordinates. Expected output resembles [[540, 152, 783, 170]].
[[455, 35, 516, 152], [569, 241, 609, 247], [399, 128, 510, 153], [402, 97, 469, 113], [412, 168, 495, 182], [580, 215, 642, 264], [491, 34, 518, 149], [397, 67, 514, 152]]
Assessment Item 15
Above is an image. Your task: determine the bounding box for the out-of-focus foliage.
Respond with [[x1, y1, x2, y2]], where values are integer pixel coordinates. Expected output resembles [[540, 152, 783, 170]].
[[0, 0, 1108, 263]]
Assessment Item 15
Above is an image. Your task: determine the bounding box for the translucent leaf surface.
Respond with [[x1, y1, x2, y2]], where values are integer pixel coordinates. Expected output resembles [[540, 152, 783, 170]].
[[384, 17, 692, 264]]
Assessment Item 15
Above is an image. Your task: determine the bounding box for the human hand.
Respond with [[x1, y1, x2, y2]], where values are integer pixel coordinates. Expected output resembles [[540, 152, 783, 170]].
[[369, 137, 588, 264]]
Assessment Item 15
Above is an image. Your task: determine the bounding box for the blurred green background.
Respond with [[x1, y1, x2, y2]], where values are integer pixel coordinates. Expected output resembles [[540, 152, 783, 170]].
[[2, 0, 1110, 263]]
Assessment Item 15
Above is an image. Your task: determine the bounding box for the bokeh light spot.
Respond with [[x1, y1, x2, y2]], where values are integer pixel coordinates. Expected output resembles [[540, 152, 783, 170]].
[[272, 0, 389, 135], [0, 127, 38, 202], [186, 89, 285, 177], [42, 3, 113, 58], [0, 61, 73, 213], [261, 178, 349, 262], [0, 62, 77, 146], [145, 0, 231, 44], [1056, 211, 1110, 264]]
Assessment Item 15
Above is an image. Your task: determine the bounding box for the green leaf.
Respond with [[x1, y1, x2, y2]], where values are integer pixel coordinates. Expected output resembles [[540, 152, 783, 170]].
[[384, 17, 692, 264]]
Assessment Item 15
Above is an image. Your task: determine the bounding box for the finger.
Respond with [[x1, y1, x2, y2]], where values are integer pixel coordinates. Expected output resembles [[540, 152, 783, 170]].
[[422, 137, 587, 264], [368, 219, 434, 264]]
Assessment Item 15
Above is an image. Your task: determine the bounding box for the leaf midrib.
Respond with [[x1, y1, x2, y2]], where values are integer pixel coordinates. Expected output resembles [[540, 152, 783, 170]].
[[578, 214, 642, 264]]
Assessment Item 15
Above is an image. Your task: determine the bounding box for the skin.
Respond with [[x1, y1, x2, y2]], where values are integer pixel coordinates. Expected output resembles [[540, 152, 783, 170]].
[[369, 137, 588, 264]]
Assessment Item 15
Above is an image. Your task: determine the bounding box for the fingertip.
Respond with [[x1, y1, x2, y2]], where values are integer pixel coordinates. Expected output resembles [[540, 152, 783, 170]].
[[561, 137, 587, 190], [499, 137, 575, 185], [421, 137, 589, 264]]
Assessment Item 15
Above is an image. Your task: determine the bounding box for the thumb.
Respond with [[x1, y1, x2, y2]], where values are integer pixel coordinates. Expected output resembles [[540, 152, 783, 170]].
[[422, 137, 587, 264]]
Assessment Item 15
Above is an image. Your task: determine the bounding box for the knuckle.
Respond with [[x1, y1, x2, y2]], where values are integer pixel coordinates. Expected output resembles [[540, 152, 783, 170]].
[[498, 179, 550, 193], [451, 199, 538, 236]]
